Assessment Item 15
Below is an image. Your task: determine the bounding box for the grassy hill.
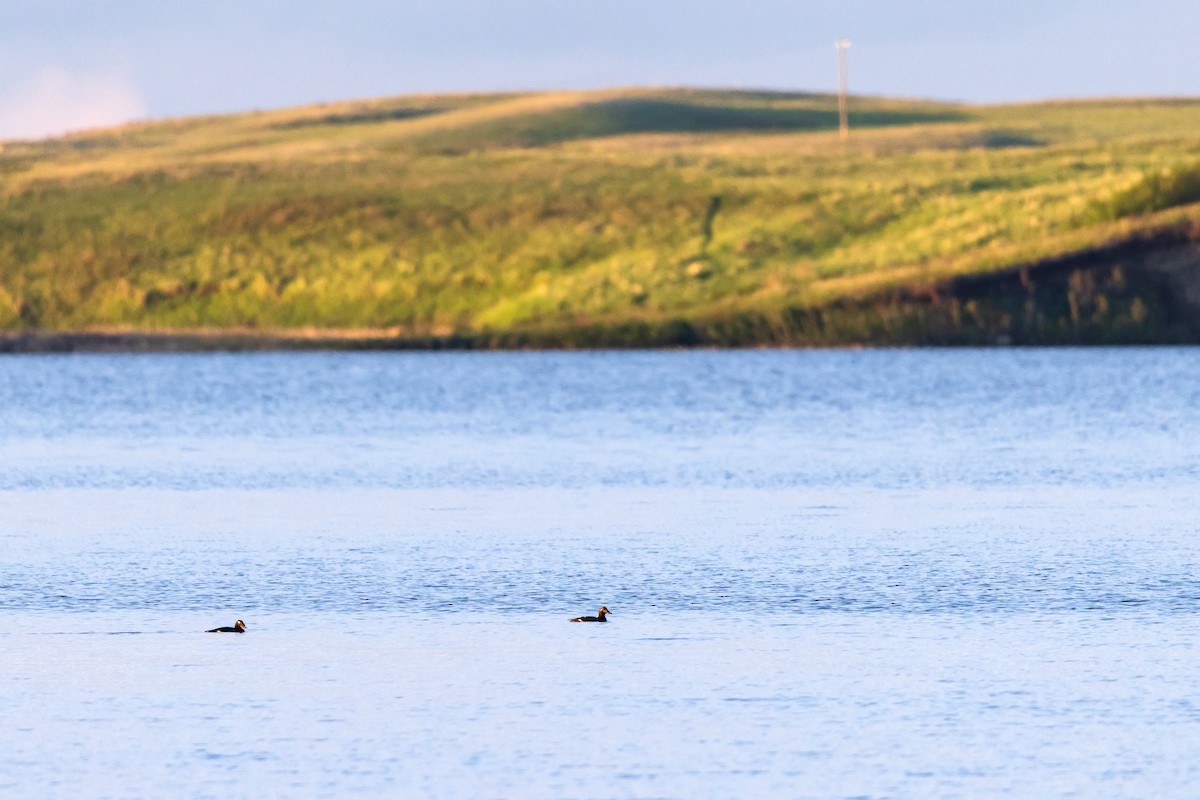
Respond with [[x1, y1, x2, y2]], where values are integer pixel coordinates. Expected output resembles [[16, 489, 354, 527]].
[[3, 87, 1200, 347]]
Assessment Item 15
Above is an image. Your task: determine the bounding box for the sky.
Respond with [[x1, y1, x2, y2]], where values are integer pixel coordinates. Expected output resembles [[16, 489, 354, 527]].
[[2, 1, 1198, 140]]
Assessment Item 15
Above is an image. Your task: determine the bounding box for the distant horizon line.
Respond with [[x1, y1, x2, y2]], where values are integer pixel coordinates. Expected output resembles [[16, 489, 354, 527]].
[[6, 84, 1200, 146]]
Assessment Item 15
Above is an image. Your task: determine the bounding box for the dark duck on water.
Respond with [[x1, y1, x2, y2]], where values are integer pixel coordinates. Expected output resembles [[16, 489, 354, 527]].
[[570, 606, 611, 622], [206, 619, 246, 633]]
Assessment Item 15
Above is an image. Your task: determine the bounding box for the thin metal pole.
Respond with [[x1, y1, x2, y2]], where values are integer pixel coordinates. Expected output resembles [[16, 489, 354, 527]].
[[836, 39, 850, 141]]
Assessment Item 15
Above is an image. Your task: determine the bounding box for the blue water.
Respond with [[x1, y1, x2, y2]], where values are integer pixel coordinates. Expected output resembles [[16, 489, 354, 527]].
[[3, 349, 1200, 798]]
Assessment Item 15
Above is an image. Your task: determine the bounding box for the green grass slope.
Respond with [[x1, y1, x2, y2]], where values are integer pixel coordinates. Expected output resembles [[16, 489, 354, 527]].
[[2, 87, 1200, 345]]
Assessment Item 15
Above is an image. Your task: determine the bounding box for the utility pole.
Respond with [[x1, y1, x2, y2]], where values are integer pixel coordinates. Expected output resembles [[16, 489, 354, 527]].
[[836, 39, 850, 141]]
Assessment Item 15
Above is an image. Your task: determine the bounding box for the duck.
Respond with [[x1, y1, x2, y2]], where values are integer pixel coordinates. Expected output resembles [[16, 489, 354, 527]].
[[570, 606, 611, 622], [206, 619, 246, 633]]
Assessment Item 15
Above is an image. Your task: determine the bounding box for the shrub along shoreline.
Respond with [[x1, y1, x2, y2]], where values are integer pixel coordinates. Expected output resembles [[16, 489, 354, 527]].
[[7, 218, 1198, 352]]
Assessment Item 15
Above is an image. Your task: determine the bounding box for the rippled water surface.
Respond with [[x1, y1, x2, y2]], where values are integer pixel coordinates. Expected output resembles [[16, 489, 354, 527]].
[[3, 349, 1200, 798]]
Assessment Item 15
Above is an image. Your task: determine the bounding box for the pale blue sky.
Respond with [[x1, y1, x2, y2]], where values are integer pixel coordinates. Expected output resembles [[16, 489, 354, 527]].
[[1, 1, 1197, 139]]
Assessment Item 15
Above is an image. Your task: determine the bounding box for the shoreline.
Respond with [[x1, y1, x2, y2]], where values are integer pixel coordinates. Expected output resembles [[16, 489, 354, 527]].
[[0, 329, 479, 354], [5, 222, 1200, 353]]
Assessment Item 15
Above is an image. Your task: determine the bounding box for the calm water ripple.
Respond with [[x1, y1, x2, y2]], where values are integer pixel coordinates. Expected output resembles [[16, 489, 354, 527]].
[[3, 349, 1200, 798]]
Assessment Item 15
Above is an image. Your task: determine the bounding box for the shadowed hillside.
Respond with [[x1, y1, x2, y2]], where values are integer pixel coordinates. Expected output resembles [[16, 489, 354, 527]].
[[3, 87, 1200, 349]]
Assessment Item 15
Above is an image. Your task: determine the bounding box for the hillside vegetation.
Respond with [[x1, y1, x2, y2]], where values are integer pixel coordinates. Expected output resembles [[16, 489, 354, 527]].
[[3, 87, 1200, 345]]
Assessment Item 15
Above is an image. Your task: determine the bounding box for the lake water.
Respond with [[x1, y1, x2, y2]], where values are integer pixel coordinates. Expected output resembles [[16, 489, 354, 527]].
[[3, 349, 1200, 798]]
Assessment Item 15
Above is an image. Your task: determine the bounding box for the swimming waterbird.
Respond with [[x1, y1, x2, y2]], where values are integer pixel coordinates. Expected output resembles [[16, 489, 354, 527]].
[[570, 606, 611, 622], [206, 619, 246, 633]]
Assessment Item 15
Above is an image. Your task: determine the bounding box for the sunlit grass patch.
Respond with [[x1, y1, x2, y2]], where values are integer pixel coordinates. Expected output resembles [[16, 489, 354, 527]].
[[4, 88, 1200, 340]]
